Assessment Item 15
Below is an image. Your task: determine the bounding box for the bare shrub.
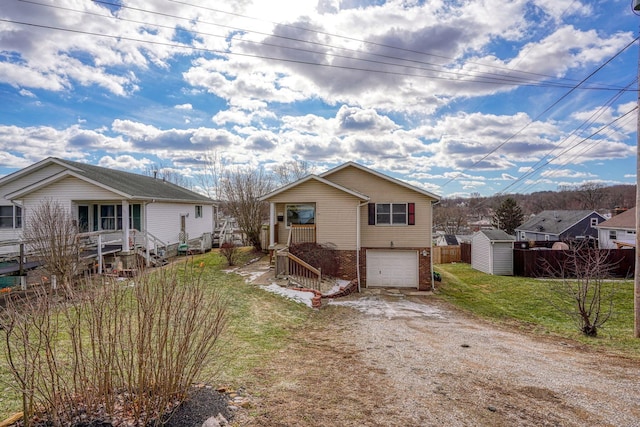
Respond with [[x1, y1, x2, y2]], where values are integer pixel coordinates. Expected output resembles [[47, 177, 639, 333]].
[[22, 199, 80, 297], [542, 241, 619, 337], [289, 242, 340, 277], [220, 242, 240, 266], [1, 263, 228, 426]]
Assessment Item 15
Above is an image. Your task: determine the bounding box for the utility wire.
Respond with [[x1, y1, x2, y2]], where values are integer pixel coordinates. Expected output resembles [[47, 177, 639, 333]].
[[11, 0, 631, 90], [4, 15, 629, 90], [166, 0, 609, 88], [440, 35, 639, 188]]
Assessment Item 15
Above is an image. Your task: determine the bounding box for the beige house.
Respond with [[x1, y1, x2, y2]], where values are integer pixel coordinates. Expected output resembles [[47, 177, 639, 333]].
[[260, 162, 440, 290]]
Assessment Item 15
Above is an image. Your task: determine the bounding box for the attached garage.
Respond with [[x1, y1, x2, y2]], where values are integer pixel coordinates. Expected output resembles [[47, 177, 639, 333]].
[[366, 249, 419, 288]]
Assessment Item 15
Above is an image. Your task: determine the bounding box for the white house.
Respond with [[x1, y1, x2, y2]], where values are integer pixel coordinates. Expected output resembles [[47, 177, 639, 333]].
[[596, 207, 636, 249], [0, 157, 216, 260]]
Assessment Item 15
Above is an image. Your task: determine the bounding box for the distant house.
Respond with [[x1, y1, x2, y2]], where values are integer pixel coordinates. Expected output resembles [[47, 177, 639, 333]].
[[436, 234, 459, 246], [596, 207, 636, 249], [0, 157, 216, 262], [514, 210, 605, 242], [260, 162, 440, 290], [471, 229, 515, 276]]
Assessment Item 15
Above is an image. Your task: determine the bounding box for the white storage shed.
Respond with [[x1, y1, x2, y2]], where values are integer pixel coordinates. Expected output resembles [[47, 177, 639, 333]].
[[471, 229, 516, 276]]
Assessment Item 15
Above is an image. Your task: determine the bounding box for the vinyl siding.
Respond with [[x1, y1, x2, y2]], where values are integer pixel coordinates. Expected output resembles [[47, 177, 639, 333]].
[[268, 180, 362, 250], [492, 243, 514, 275], [0, 164, 68, 252], [146, 202, 213, 245], [323, 167, 433, 247], [21, 177, 213, 246], [471, 234, 491, 274]]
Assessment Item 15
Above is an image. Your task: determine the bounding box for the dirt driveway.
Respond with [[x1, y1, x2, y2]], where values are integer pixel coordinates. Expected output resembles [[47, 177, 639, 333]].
[[234, 277, 640, 427]]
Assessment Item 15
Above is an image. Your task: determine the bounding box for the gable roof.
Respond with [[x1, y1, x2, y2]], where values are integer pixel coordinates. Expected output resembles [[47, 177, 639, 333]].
[[259, 174, 370, 201], [515, 210, 603, 235], [3, 157, 213, 204], [319, 161, 440, 200], [476, 229, 515, 241], [596, 207, 635, 230]]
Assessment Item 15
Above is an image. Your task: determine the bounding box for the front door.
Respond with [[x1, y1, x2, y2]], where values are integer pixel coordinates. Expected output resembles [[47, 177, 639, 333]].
[[78, 205, 89, 232]]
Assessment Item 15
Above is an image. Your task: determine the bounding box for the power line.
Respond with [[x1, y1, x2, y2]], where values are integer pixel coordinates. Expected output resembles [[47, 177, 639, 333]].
[[440, 35, 639, 188], [9, 0, 631, 91]]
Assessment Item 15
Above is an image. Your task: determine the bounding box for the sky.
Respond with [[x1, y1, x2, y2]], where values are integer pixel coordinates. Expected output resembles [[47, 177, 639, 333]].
[[0, 0, 639, 198]]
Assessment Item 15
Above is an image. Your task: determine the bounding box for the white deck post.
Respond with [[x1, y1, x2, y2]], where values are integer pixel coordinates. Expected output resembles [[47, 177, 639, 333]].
[[122, 200, 130, 251], [269, 202, 276, 247]]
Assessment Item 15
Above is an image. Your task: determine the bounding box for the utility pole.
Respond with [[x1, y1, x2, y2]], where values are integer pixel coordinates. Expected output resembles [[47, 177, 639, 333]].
[[634, 0, 640, 338]]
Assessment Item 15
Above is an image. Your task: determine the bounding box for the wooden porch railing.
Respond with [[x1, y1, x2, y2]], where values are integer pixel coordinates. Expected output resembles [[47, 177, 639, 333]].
[[287, 224, 316, 246], [275, 249, 322, 291]]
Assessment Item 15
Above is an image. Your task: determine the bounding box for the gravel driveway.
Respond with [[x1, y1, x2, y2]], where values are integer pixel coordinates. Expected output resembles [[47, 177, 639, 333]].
[[239, 285, 640, 427]]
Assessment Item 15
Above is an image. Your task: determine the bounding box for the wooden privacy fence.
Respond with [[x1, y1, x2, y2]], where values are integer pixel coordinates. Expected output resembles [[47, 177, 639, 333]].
[[460, 242, 471, 264], [275, 250, 322, 290], [513, 248, 634, 278], [433, 245, 462, 264]]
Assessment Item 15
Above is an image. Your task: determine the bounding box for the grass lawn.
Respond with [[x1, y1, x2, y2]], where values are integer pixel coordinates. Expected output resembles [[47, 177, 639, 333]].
[[435, 262, 640, 356], [0, 248, 312, 422]]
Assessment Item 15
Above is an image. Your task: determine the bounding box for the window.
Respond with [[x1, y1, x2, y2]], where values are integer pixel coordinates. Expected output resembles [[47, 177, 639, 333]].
[[0, 206, 13, 228], [101, 205, 117, 230], [590, 218, 599, 227], [369, 203, 415, 226], [0, 206, 21, 229], [195, 205, 203, 218], [15, 206, 22, 228], [286, 204, 315, 227], [609, 230, 617, 240], [519, 231, 526, 240]]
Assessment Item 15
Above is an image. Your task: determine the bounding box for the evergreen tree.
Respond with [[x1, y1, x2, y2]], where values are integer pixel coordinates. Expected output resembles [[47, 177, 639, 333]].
[[492, 197, 524, 235]]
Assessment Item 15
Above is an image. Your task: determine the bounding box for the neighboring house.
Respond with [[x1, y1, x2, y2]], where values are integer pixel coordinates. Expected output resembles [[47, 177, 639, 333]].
[[514, 210, 606, 242], [596, 207, 636, 249], [259, 162, 440, 291], [0, 157, 216, 262], [471, 229, 515, 276], [436, 234, 459, 246]]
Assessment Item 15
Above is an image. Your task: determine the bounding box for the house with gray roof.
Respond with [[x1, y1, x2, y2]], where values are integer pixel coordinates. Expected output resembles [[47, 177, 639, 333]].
[[514, 210, 605, 242], [0, 157, 216, 265]]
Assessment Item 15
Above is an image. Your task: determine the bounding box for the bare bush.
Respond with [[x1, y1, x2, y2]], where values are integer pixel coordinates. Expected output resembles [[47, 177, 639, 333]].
[[219, 242, 240, 266], [289, 242, 340, 277], [543, 241, 619, 336], [1, 263, 227, 426], [22, 199, 80, 297]]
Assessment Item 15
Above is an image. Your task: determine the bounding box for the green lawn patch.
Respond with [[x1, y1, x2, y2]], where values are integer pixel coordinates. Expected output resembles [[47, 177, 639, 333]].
[[435, 262, 640, 356]]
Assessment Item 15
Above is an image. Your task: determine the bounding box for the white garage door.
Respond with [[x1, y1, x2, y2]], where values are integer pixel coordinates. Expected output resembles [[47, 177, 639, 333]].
[[366, 250, 418, 288]]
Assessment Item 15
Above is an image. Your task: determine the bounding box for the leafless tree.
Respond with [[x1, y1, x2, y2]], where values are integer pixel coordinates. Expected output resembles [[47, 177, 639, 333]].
[[543, 240, 619, 336], [433, 202, 467, 235], [220, 166, 273, 250], [22, 199, 80, 297], [196, 150, 226, 200], [144, 161, 193, 189], [273, 160, 313, 185]]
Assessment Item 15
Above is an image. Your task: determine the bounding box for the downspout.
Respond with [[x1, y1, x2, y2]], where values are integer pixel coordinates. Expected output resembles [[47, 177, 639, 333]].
[[431, 200, 440, 291], [356, 200, 369, 293]]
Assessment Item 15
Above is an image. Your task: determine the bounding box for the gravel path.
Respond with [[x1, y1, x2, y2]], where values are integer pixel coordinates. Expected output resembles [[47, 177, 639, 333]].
[[327, 292, 640, 427], [237, 280, 640, 426]]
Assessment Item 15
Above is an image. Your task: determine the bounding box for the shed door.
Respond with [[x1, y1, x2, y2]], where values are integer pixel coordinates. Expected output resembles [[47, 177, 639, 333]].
[[366, 250, 418, 288]]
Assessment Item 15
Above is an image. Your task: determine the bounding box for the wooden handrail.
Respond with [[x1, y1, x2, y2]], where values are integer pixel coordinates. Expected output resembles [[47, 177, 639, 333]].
[[275, 249, 322, 291]]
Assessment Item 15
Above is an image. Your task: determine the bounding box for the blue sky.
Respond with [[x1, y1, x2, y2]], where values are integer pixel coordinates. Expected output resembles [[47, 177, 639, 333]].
[[0, 0, 638, 198]]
